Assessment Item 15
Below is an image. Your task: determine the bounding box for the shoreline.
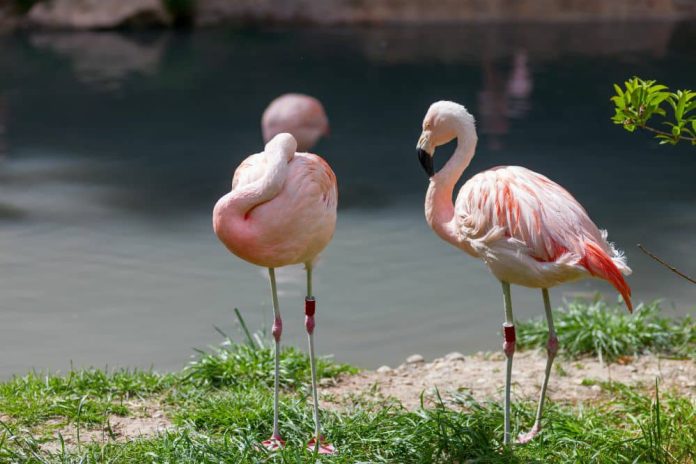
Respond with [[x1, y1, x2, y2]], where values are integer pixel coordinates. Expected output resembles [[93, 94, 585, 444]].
[[1, 1, 696, 33], [3, 349, 693, 451]]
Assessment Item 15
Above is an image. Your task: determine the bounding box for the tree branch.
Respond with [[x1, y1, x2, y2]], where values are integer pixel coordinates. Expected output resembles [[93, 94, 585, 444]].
[[639, 125, 696, 142], [637, 243, 696, 285]]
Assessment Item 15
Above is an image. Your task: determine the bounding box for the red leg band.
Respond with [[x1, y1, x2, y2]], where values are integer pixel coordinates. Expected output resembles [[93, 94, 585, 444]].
[[504, 324, 516, 343], [305, 297, 316, 335], [503, 323, 516, 357], [305, 297, 316, 317]]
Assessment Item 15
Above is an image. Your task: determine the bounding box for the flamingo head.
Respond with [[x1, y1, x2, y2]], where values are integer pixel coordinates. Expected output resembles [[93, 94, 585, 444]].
[[416, 101, 475, 178], [265, 132, 297, 160]]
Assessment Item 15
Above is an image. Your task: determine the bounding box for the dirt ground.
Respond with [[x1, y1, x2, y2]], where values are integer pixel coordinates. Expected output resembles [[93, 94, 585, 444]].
[[322, 350, 696, 410], [32, 351, 695, 451], [39, 400, 172, 453]]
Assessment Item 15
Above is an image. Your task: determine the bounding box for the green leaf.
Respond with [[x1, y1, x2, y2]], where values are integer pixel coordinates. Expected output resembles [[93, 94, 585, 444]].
[[649, 93, 671, 106], [611, 96, 625, 108], [675, 93, 686, 121], [685, 101, 696, 115]]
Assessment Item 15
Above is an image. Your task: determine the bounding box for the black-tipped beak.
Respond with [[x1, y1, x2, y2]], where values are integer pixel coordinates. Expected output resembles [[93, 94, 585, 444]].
[[418, 148, 434, 177]]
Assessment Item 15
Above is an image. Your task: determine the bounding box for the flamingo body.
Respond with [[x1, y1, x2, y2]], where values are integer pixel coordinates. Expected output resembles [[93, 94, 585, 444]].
[[453, 165, 631, 306], [213, 136, 337, 268], [262, 94, 329, 152]]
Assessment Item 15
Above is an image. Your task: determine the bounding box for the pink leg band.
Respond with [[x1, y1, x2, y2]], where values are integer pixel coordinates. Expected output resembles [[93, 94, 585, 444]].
[[503, 323, 516, 357], [305, 297, 316, 335], [272, 316, 282, 342]]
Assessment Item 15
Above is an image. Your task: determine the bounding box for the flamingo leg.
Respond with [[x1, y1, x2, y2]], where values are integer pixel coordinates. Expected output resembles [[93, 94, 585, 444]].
[[305, 265, 336, 455], [501, 281, 515, 446], [262, 268, 285, 450], [518, 288, 558, 444]]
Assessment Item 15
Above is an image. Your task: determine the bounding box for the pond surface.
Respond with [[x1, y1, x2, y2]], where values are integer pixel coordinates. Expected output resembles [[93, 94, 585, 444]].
[[1, 23, 695, 377]]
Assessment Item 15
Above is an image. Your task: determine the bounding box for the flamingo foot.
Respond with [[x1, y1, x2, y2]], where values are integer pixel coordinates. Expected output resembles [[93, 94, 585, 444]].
[[307, 436, 336, 455], [516, 423, 541, 444], [261, 434, 285, 451]]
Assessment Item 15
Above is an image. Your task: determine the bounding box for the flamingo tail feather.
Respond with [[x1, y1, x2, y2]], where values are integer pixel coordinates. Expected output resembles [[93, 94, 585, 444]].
[[581, 242, 633, 313]]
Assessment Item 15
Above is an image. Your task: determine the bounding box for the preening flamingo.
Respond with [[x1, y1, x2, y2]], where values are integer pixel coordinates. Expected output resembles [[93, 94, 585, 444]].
[[262, 93, 329, 152], [213, 133, 338, 454], [416, 101, 632, 445]]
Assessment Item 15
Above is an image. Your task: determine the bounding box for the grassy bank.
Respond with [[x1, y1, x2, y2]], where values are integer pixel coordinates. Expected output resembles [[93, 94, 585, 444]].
[[0, 300, 694, 463]]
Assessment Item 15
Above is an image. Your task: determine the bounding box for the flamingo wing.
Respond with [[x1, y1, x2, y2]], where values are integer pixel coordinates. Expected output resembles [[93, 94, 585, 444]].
[[456, 166, 632, 310], [231, 153, 264, 190], [290, 153, 338, 210]]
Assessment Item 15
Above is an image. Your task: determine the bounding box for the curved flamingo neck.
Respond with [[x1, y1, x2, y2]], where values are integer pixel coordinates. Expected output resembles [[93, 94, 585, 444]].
[[425, 122, 478, 245], [229, 148, 291, 216]]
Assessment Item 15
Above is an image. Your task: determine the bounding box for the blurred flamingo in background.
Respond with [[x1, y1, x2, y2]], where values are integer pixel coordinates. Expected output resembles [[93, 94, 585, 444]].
[[213, 132, 338, 454], [262, 93, 329, 151], [415, 101, 632, 445]]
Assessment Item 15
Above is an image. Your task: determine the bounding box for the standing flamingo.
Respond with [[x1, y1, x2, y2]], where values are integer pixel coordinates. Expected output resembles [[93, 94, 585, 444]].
[[262, 94, 330, 152], [415, 101, 632, 445], [213, 133, 338, 454]]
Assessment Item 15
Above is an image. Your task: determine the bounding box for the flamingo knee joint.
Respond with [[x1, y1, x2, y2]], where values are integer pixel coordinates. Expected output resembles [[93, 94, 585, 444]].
[[272, 317, 283, 342], [547, 335, 559, 357]]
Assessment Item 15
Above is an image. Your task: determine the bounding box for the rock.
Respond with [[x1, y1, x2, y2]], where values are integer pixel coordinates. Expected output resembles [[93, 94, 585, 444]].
[[376, 365, 392, 374], [445, 352, 466, 362], [406, 354, 425, 364], [196, 0, 696, 25], [28, 0, 171, 30], [591, 385, 601, 392]]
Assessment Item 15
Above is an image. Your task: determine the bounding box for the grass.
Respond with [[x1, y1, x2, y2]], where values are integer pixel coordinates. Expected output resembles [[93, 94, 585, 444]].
[[0, 302, 694, 463], [0, 370, 172, 426], [516, 299, 695, 363]]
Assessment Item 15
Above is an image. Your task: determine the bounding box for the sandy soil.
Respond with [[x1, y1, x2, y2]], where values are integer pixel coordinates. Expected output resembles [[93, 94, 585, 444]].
[[322, 350, 696, 410], [39, 400, 172, 453]]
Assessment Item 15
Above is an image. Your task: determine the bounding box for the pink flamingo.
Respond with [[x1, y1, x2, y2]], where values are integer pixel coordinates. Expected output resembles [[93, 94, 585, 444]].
[[416, 101, 632, 445], [213, 133, 338, 454], [262, 94, 330, 152]]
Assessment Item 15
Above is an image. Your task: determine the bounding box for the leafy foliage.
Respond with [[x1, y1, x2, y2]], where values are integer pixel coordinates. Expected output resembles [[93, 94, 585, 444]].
[[517, 299, 696, 362], [611, 77, 696, 146]]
